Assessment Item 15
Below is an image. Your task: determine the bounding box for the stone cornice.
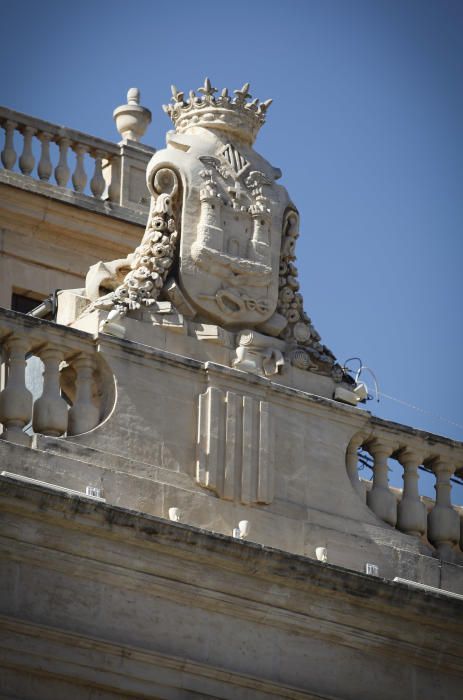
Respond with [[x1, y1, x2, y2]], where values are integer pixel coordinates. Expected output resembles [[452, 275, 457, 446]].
[[1, 474, 462, 679], [0, 615, 334, 700], [0, 171, 147, 226]]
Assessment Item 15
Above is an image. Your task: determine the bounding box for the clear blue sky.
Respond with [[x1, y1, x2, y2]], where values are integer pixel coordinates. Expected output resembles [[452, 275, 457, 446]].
[[1, 0, 462, 495]]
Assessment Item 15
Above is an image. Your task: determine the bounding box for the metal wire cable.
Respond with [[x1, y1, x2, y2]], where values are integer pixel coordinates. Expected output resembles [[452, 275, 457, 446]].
[[378, 391, 463, 434]]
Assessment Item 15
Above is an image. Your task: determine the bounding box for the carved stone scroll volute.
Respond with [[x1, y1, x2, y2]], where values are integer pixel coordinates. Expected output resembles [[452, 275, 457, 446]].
[[91, 166, 181, 321]]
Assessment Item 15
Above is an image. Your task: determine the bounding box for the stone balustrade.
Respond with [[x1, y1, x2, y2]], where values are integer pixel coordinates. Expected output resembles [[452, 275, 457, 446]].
[[346, 421, 463, 559], [1, 305, 462, 565], [0, 106, 154, 210], [0, 106, 119, 199], [0, 308, 110, 444]]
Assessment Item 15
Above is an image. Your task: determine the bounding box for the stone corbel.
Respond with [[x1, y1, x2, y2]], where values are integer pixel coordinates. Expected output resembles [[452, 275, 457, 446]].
[[233, 329, 285, 377]]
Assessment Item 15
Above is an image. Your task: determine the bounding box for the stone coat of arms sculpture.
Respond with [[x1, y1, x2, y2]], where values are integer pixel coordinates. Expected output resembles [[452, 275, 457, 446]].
[[88, 79, 340, 379]]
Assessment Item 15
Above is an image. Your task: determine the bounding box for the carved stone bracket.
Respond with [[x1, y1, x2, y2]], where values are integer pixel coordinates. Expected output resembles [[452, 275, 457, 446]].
[[233, 329, 285, 377]]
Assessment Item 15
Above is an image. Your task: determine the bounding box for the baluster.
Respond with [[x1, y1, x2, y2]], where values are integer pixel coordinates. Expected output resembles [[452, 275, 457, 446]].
[[37, 132, 53, 181], [346, 435, 365, 500], [366, 440, 397, 527], [1, 120, 18, 170], [72, 143, 88, 192], [0, 335, 32, 443], [90, 149, 106, 198], [54, 136, 71, 187], [396, 448, 427, 537], [68, 354, 100, 435], [427, 458, 460, 559], [107, 156, 121, 203], [32, 346, 68, 436], [19, 125, 36, 175]]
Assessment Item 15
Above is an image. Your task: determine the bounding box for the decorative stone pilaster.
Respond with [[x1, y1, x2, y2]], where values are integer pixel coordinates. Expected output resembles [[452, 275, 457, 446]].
[[197, 386, 274, 504]]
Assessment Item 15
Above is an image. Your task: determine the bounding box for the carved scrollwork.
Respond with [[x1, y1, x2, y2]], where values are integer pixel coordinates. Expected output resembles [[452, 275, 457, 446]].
[[153, 167, 178, 197], [94, 168, 181, 316], [277, 208, 339, 375]]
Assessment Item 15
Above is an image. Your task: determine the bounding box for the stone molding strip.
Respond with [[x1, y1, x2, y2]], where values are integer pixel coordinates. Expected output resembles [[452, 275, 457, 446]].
[[0, 616, 334, 700], [0, 471, 106, 502], [1, 474, 462, 679], [0, 171, 147, 226]]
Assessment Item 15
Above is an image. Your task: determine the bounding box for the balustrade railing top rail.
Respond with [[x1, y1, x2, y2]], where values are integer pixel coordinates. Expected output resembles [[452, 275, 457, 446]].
[[360, 413, 463, 475], [0, 306, 97, 351], [0, 106, 120, 156], [0, 105, 120, 202]]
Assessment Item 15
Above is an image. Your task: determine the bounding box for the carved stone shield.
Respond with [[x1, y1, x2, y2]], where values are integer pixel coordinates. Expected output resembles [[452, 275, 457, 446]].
[[146, 128, 292, 329], [88, 80, 338, 376]]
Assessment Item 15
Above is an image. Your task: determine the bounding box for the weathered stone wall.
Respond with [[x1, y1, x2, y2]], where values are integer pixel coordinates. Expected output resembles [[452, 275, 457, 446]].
[[0, 476, 462, 700], [1, 306, 462, 589], [0, 175, 145, 309]]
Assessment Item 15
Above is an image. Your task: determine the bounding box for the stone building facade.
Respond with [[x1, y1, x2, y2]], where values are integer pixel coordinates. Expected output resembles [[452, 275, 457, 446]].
[[0, 83, 462, 700]]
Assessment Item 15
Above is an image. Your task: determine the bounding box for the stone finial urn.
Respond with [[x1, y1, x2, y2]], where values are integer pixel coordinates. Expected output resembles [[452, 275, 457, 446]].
[[113, 88, 152, 142]]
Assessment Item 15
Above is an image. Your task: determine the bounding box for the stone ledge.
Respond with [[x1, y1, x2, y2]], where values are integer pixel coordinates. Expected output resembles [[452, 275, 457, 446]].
[[1, 473, 461, 619], [0, 471, 106, 502], [0, 170, 147, 226], [1, 473, 463, 696], [0, 616, 331, 700], [0, 435, 438, 571], [0, 306, 98, 341]]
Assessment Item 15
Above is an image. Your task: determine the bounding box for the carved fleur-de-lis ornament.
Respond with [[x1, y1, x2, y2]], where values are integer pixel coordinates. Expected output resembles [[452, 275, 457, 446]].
[[247, 98, 260, 112], [221, 87, 229, 99], [189, 89, 201, 105], [234, 82, 252, 103], [258, 99, 273, 115], [170, 85, 184, 104], [198, 77, 217, 98]]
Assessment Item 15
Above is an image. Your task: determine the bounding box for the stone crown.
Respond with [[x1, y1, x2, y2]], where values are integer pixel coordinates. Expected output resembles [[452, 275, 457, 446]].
[[163, 78, 272, 145]]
